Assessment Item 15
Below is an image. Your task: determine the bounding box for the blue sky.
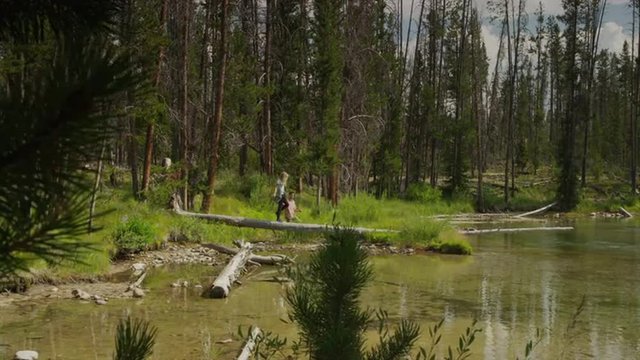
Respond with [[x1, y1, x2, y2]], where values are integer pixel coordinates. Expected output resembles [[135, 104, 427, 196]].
[[401, 0, 636, 65]]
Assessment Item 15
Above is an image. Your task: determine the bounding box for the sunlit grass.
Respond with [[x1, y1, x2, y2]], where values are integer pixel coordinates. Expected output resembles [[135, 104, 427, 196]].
[[40, 171, 480, 276]]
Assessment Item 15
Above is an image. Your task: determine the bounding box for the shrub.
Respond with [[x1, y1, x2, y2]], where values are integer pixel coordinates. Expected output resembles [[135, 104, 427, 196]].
[[112, 217, 157, 256], [405, 183, 442, 203], [336, 194, 381, 224], [397, 220, 447, 247], [240, 174, 271, 205], [145, 175, 182, 209], [429, 230, 473, 255], [169, 217, 209, 243], [114, 316, 157, 360], [285, 228, 421, 358]]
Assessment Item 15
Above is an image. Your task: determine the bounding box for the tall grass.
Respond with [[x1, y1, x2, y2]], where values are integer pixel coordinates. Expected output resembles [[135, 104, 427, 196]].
[[42, 172, 475, 276]]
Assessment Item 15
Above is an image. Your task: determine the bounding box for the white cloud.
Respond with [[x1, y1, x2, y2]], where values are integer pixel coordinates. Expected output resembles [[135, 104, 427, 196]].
[[398, 0, 634, 60], [598, 21, 635, 53], [482, 24, 501, 71]]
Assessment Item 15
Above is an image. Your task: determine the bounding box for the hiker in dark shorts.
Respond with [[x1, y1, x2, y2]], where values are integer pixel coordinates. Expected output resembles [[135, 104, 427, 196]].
[[273, 172, 289, 222]]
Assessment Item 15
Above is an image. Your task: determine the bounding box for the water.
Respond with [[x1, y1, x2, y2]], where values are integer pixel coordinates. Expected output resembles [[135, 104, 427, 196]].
[[2, 221, 640, 359]]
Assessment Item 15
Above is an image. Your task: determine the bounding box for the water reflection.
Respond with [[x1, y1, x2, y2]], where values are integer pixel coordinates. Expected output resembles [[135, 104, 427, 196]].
[[1, 221, 640, 359]]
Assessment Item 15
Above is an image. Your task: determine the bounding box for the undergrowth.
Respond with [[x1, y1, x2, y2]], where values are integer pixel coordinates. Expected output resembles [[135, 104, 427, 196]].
[[42, 170, 479, 276]]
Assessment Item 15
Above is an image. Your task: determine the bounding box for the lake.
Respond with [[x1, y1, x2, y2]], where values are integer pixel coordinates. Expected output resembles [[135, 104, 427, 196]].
[[1, 220, 639, 359]]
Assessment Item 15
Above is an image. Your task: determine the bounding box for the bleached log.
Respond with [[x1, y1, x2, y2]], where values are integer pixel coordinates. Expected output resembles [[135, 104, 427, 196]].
[[171, 196, 397, 234], [460, 226, 573, 235], [620, 207, 633, 218], [209, 242, 253, 298], [127, 271, 147, 292], [202, 243, 293, 265], [514, 202, 557, 218], [237, 326, 261, 360]]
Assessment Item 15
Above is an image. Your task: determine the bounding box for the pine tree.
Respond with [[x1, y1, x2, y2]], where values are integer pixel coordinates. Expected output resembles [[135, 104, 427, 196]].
[[311, 0, 344, 206]]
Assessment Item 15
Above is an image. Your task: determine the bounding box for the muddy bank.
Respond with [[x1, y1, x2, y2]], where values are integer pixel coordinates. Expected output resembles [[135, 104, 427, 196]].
[[0, 240, 422, 307]]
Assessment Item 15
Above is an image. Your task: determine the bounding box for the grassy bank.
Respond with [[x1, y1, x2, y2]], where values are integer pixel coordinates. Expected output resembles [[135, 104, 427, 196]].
[[33, 166, 640, 278], [37, 170, 476, 277]]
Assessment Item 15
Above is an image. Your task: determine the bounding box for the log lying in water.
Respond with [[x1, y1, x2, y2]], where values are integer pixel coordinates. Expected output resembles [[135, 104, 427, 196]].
[[209, 242, 253, 298], [514, 202, 557, 218], [237, 326, 261, 360], [202, 243, 293, 265], [126, 271, 147, 292], [460, 226, 573, 235], [620, 207, 633, 218], [171, 196, 397, 234]]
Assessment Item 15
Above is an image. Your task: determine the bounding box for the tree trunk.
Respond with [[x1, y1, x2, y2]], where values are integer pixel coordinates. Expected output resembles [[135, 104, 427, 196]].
[[128, 117, 140, 198], [316, 175, 322, 208], [460, 227, 573, 235], [633, 0, 639, 194], [239, 143, 248, 177], [179, 0, 191, 210], [88, 142, 106, 232], [237, 327, 261, 360], [504, 0, 513, 206], [201, 0, 229, 213], [174, 204, 397, 234], [202, 243, 292, 265], [262, 0, 273, 175], [141, 0, 168, 195], [209, 241, 253, 298]]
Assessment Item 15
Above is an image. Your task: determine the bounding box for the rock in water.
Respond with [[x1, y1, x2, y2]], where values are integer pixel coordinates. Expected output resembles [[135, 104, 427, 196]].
[[133, 288, 145, 298], [95, 299, 108, 305], [71, 289, 91, 301], [132, 263, 146, 275], [14, 350, 39, 360]]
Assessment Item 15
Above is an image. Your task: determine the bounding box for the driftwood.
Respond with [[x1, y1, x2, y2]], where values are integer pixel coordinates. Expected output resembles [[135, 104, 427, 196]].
[[209, 242, 253, 298], [237, 326, 261, 360], [620, 207, 633, 218], [127, 271, 147, 292], [202, 243, 293, 265], [460, 226, 573, 235], [515, 202, 557, 218], [171, 196, 397, 234]]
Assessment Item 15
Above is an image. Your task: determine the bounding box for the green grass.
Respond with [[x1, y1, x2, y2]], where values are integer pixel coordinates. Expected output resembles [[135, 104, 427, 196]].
[[32, 171, 480, 277], [428, 230, 473, 255]]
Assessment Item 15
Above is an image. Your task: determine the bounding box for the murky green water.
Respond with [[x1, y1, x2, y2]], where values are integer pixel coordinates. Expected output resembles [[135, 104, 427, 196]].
[[2, 221, 640, 359]]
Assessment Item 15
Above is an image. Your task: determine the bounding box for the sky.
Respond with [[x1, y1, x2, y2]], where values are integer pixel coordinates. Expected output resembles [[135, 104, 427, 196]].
[[400, 0, 637, 67]]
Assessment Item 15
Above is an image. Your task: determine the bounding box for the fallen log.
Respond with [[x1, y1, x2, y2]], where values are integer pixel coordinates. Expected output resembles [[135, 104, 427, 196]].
[[202, 243, 293, 265], [209, 242, 253, 298], [171, 196, 397, 234], [460, 226, 573, 235], [514, 202, 557, 218], [620, 207, 633, 218], [126, 271, 147, 292], [237, 326, 261, 360]]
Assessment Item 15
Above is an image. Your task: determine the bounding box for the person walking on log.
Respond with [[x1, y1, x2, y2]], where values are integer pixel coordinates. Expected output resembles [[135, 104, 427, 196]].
[[285, 191, 301, 222], [273, 172, 289, 222]]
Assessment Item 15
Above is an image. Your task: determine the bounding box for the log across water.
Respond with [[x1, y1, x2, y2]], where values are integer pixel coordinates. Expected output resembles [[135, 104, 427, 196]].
[[171, 197, 397, 234], [172, 195, 574, 236], [460, 226, 573, 235]]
